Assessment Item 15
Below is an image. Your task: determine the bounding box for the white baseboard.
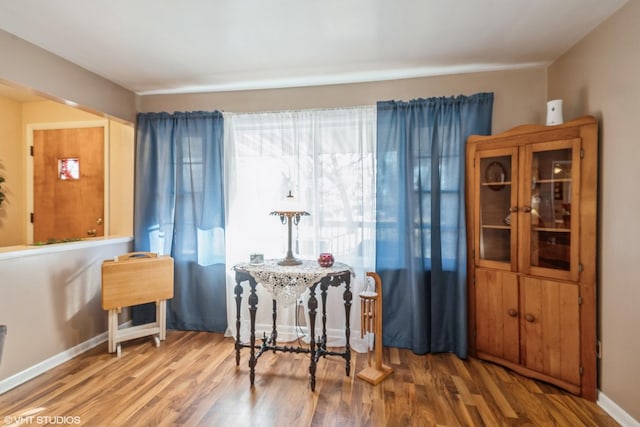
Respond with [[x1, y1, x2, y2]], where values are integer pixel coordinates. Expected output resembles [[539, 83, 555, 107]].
[[0, 321, 131, 395], [598, 391, 640, 427]]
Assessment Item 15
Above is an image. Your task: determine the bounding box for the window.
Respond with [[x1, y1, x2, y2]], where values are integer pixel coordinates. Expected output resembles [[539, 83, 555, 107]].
[[225, 107, 377, 270], [224, 107, 376, 347]]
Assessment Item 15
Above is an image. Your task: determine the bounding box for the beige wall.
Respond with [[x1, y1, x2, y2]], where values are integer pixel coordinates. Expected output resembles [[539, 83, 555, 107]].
[[140, 67, 548, 135], [548, 0, 640, 421], [22, 99, 105, 123], [108, 120, 135, 237], [0, 29, 137, 123], [0, 99, 135, 246], [0, 30, 138, 392], [0, 97, 22, 246], [0, 239, 132, 387], [0, 102, 135, 389]]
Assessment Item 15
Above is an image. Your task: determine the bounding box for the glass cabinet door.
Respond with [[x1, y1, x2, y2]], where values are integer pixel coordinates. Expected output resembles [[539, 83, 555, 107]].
[[521, 139, 581, 281], [475, 148, 518, 270]]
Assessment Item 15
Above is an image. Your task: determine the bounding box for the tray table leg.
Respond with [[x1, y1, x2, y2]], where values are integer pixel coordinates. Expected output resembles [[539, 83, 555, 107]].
[[157, 300, 167, 341], [108, 309, 118, 353]]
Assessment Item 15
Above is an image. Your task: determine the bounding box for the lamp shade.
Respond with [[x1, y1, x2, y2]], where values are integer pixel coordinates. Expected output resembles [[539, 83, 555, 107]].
[[272, 190, 307, 214]]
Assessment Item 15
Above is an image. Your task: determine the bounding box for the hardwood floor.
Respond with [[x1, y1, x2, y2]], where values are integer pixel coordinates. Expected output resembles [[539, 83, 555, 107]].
[[0, 331, 619, 426]]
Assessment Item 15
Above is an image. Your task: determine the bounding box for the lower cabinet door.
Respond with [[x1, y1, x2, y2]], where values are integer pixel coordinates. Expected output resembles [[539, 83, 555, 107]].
[[520, 276, 581, 386], [475, 269, 520, 364]]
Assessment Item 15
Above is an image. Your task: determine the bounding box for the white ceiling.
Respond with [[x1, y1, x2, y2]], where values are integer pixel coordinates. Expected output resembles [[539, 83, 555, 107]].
[[0, 0, 629, 96]]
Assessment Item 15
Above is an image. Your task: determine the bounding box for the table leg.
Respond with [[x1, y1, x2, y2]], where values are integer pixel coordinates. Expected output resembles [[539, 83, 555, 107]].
[[321, 284, 328, 347], [343, 276, 352, 376], [248, 277, 259, 387], [271, 299, 278, 347], [308, 284, 318, 391], [234, 278, 243, 366]]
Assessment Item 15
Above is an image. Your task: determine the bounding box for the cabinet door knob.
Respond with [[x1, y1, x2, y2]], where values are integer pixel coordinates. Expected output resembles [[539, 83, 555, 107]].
[[522, 206, 532, 213], [525, 314, 535, 323], [507, 309, 518, 317], [509, 207, 518, 213]]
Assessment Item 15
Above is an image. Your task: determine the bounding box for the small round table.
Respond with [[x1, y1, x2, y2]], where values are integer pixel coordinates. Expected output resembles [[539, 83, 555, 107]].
[[232, 259, 353, 391]]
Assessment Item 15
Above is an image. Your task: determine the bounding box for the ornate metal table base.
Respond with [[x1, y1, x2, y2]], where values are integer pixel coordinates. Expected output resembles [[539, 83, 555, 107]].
[[233, 262, 352, 392]]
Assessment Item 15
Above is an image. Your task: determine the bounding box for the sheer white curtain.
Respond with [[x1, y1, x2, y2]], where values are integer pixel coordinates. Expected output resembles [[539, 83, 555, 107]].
[[224, 106, 376, 352]]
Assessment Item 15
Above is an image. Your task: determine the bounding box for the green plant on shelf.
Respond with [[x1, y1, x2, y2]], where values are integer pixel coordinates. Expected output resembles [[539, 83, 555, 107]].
[[32, 237, 83, 246]]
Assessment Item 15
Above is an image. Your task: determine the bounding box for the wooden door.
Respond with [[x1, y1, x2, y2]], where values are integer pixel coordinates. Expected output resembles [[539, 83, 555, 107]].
[[33, 127, 104, 242], [520, 276, 581, 387], [475, 269, 520, 364]]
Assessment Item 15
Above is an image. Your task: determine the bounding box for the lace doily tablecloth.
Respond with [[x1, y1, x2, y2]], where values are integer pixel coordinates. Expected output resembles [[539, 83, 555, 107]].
[[233, 259, 354, 307]]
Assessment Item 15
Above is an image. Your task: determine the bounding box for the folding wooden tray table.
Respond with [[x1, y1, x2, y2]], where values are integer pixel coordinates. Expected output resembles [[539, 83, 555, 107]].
[[101, 252, 174, 356]]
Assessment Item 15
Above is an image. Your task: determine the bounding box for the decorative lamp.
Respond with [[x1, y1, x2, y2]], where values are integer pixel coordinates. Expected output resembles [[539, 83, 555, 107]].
[[270, 191, 309, 266]]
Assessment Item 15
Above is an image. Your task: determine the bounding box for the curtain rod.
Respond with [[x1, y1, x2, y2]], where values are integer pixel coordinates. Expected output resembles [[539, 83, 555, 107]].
[[222, 104, 375, 117]]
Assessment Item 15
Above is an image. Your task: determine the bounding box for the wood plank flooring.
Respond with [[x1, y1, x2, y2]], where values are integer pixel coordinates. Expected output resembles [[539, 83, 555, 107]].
[[0, 331, 619, 426]]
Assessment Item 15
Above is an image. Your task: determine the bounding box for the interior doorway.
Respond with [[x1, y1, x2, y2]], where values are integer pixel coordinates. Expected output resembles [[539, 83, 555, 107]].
[[28, 122, 108, 243]]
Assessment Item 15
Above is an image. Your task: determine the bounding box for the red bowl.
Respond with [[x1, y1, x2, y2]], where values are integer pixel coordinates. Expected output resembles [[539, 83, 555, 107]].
[[317, 253, 334, 267]]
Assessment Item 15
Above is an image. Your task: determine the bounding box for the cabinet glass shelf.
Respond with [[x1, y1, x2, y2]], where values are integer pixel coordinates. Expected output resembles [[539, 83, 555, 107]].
[[533, 227, 570, 232], [481, 181, 512, 186], [482, 224, 510, 230]]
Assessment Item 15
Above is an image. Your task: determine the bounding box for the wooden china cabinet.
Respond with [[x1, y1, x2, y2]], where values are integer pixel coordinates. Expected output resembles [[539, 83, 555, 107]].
[[465, 116, 598, 400]]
